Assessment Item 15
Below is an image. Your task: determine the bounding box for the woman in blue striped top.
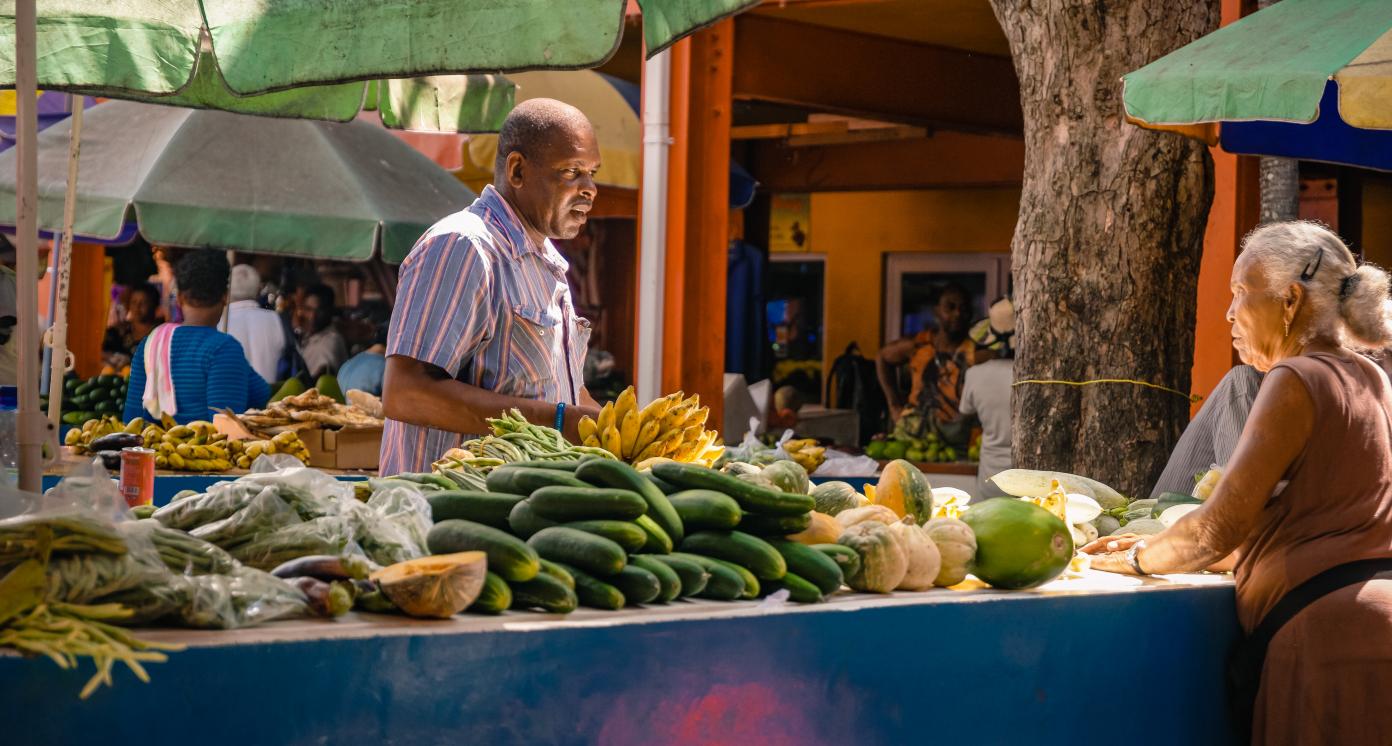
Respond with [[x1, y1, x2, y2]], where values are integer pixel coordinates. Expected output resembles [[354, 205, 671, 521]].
[[124, 251, 269, 424]]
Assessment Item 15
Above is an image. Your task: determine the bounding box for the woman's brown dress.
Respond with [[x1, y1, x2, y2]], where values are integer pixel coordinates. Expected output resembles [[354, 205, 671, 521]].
[[1236, 353, 1392, 745]]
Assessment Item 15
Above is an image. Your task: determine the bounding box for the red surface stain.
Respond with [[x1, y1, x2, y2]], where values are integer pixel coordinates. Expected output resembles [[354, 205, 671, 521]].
[[596, 678, 823, 746]]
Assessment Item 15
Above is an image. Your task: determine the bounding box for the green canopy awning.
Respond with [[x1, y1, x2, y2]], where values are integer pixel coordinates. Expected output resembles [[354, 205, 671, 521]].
[[0, 100, 476, 262], [1122, 0, 1392, 128], [0, 1, 760, 119]]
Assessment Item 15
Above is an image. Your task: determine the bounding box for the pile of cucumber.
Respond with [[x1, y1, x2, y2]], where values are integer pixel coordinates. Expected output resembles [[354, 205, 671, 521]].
[[46, 374, 129, 424], [422, 459, 850, 613]]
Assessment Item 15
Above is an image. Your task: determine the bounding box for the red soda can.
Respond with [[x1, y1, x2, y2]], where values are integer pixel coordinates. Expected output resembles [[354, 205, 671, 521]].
[[119, 447, 156, 508]]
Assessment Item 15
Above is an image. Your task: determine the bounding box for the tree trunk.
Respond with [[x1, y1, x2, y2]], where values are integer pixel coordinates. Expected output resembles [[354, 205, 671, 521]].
[[1256, 0, 1301, 225], [1259, 156, 1300, 224], [990, 0, 1219, 497]]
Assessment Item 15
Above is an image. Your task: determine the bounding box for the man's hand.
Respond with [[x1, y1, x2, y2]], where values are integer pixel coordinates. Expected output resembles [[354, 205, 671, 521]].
[[383, 355, 599, 439]]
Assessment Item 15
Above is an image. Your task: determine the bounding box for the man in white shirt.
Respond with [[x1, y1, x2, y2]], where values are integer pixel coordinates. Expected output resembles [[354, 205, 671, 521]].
[[225, 264, 287, 384], [959, 298, 1016, 499]]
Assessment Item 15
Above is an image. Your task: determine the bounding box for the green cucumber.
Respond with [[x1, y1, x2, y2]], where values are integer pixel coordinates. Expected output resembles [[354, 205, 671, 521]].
[[553, 563, 626, 610], [396, 472, 458, 491], [562, 520, 648, 553], [610, 564, 662, 605], [769, 572, 824, 604], [629, 556, 681, 603], [680, 555, 745, 600], [645, 473, 681, 495], [527, 526, 627, 577], [538, 559, 576, 589], [645, 554, 710, 598], [426, 490, 525, 529], [508, 573, 578, 614], [768, 539, 844, 594], [634, 514, 674, 554], [709, 558, 760, 599], [528, 486, 647, 521], [812, 544, 861, 580], [426, 519, 540, 582], [576, 459, 685, 544], [668, 490, 742, 531], [508, 499, 559, 538], [486, 466, 588, 495], [738, 511, 813, 537], [653, 462, 814, 516], [679, 530, 787, 580], [1153, 492, 1204, 518], [468, 572, 512, 614]]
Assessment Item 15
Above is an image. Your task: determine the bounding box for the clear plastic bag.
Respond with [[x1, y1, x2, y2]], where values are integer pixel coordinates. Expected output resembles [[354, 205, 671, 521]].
[[356, 483, 432, 566], [228, 515, 356, 571], [189, 486, 302, 548], [2, 464, 314, 630]]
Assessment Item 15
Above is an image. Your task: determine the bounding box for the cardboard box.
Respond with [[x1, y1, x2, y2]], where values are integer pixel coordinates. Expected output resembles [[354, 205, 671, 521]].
[[299, 426, 382, 471]]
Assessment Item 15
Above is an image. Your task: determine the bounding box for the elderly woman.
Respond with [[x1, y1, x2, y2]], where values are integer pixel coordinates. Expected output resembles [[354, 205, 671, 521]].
[[1083, 221, 1392, 744]]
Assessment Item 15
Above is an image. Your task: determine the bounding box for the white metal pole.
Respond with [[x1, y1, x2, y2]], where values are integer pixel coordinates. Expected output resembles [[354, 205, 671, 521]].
[[636, 50, 671, 404], [15, 0, 42, 491], [47, 99, 82, 432]]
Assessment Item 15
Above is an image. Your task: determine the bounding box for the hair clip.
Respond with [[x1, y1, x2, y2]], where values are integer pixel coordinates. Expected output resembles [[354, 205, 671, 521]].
[[1300, 247, 1324, 282]]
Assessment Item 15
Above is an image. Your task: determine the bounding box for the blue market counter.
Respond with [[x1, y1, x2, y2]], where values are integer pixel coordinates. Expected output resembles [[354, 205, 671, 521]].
[[5, 573, 1239, 746]]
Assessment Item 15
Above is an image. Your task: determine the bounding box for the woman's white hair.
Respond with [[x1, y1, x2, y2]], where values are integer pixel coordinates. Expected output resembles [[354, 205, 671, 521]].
[[1241, 220, 1392, 350]]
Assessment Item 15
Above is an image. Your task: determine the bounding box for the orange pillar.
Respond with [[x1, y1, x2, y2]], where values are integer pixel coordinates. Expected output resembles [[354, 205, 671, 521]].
[[1190, 0, 1260, 413], [67, 242, 108, 378], [663, 21, 733, 426]]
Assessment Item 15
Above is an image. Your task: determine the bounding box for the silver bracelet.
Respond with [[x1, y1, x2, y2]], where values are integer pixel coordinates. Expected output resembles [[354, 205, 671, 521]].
[[1126, 540, 1150, 575]]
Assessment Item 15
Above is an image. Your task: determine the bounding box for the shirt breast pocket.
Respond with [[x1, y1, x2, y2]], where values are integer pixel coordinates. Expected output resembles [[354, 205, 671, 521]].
[[505, 304, 561, 397]]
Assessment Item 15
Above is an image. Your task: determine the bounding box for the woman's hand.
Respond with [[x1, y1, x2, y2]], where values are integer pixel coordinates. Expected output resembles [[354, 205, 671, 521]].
[[1087, 551, 1138, 575], [1079, 533, 1145, 555]]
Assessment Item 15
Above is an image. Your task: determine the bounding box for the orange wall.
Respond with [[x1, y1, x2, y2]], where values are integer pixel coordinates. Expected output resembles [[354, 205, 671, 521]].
[[1362, 176, 1392, 268], [782, 188, 1021, 369]]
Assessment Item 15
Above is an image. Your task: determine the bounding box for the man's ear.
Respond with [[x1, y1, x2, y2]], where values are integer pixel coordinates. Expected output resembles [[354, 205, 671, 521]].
[[505, 151, 527, 188]]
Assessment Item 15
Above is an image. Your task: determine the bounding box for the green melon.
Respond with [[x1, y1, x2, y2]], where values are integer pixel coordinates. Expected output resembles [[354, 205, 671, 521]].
[[961, 498, 1072, 590]]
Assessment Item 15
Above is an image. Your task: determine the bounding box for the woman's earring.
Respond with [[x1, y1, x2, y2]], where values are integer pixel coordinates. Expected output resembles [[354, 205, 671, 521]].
[[1284, 317, 1291, 339]]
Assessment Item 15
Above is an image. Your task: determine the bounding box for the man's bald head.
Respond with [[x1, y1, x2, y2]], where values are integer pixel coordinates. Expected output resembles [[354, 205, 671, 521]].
[[493, 98, 601, 242], [494, 98, 596, 175]]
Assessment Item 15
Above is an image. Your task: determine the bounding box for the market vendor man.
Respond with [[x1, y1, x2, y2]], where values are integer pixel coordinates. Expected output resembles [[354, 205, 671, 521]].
[[379, 99, 602, 474]]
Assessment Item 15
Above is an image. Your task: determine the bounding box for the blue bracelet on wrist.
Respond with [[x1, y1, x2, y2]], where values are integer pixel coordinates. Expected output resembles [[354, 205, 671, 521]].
[[554, 401, 566, 432]]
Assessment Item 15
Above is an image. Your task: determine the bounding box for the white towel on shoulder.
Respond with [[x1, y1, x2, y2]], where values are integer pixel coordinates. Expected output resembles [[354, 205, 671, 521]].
[[142, 323, 180, 419]]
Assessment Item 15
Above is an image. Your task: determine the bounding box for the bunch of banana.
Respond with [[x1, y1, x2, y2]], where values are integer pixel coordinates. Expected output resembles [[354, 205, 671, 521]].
[[134, 419, 232, 472], [64, 415, 144, 454], [783, 438, 827, 473], [226, 430, 311, 469], [578, 386, 724, 467]]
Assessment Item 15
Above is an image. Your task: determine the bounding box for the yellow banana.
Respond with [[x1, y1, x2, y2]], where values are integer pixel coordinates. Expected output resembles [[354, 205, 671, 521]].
[[582, 434, 602, 448], [601, 424, 623, 457], [619, 409, 642, 458], [168, 453, 186, 470], [175, 443, 194, 458], [673, 439, 701, 462], [578, 416, 598, 442], [597, 401, 616, 432], [638, 393, 675, 424], [659, 429, 686, 456], [680, 424, 704, 445], [662, 401, 695, 431], [633, 442, 666, 463], [632, 419, 662, 456], [683, 406, 710, 430], [614, 387, 638, 422]]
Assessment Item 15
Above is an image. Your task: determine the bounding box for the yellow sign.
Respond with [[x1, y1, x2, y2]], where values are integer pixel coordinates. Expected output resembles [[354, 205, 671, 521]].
[[769, 193, 811, 253], [0, 90, 44, 117]]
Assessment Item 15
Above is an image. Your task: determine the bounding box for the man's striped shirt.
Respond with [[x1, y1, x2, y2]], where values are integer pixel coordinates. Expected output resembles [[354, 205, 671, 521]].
[[1151, 365, 1262, 497], [380, 186, 590, 475]]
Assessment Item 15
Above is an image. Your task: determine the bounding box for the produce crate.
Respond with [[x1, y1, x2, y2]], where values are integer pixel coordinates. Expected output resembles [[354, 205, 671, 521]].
[[298, 426, 382, 470]]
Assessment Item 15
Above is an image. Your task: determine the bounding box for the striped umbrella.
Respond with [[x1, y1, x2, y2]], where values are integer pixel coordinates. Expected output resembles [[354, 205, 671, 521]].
[[1122, 0, 1392, 170]]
